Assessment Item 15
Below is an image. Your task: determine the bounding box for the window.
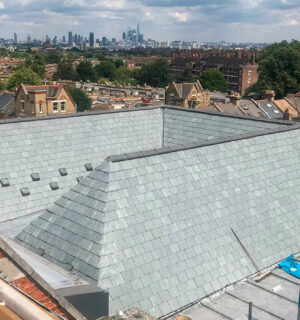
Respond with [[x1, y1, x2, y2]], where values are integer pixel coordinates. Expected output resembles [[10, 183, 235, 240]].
[[248, 70, 252, 75], [21, 100, 25, 112], [39, 104, 43, 113], [61, 101, 66, 112], [53, 102, 58, 113], [248, 78, 251, 84]]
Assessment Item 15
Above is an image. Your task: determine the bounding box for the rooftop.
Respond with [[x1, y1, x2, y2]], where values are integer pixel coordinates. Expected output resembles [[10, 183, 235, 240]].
[[12, 107, 300, 317], [182, 257, 300, 320]]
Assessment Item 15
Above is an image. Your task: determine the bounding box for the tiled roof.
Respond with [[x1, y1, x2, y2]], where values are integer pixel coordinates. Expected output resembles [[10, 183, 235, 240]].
[[254, 100, 283, 119], [17, 122, 300, 316], [274, 99, 298, 118], [215, 102, 245, 116], [240, 99, 266, 118], [0, 108, 162, 228], [0, 92, 14, 111]]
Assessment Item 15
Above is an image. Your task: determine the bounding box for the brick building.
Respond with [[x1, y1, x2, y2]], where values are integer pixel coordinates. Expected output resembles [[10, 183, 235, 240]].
[[15, 84, 76, 117], [165, 80, 210, 108], [170, 56, 258, 94]]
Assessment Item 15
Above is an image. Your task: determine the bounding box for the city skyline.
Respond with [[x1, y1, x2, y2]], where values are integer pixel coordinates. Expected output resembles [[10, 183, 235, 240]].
[[0, 0, 299, 42]]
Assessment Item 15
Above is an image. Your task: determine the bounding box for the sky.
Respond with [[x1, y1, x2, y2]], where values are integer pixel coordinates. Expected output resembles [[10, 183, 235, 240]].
[[0, 0, 299, 42]]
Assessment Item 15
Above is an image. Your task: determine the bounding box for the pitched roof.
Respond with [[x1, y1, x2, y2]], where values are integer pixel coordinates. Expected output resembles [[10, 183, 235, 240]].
[[0, 92, 14, 111], [215, 102, 245, 116], [274, 99, 298, 118], [254, 100, 283, 119], [240, 99, 267, 118], [21, 85, 61, 98], [17, 121, 300, 317]]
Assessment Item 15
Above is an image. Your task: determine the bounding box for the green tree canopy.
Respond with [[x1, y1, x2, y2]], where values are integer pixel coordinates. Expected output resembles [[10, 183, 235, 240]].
[[94, 60, 117, 81], [134, 58, 171, 87], [76, 60, 96, 82], [6, 67, 42, 91], [199, 69, 229, 92], [45, 52, 62, 64], [177, 67, 194, 82], [0, 80, 5, 90], [67, 87, 92, 112], [114, 66, 135, 84], [53, 56, 76, 81], [114, 59, 124, 68], [25, 52, 46, 78], [247, 40, 300, 98]]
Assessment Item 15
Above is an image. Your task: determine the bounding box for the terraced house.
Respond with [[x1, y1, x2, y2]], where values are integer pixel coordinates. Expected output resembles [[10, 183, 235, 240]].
[[0, 106, 300, 319], [15, 84, 76, 117]]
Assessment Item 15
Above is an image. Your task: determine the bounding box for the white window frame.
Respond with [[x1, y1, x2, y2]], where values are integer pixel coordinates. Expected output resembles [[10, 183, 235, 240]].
[[39, 103, 43, 113], [61, 100, 66, 112], [248, 70, 252, 75], [248, 78, 251, 84], [53, 101, 59, 113], [20, 100, 25, 112]]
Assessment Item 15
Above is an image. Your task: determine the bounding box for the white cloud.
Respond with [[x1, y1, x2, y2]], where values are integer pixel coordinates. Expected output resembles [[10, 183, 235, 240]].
[[172, 11, 188, 22], [288, 19, 299, 25], [0, 2, 4, 9]]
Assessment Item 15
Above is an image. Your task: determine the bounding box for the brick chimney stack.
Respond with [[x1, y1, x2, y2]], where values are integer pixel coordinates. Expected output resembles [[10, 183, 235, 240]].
[[228, 93, 241, 107], [266, 90, 275, 103]]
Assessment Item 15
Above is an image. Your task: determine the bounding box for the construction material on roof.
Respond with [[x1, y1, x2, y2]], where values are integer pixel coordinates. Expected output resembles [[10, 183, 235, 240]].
[[278, 254, 300, 279], [182, 261, 300, 320]]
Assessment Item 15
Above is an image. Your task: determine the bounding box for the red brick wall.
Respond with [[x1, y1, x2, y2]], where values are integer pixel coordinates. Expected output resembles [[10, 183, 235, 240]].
[[12, 277, 71, 319]]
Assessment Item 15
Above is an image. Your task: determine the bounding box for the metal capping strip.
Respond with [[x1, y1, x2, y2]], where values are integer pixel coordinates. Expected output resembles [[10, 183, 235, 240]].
[[107, 123, 300, 163], [0, 105, 293, 126], [0, 106, 161, 125], [163, 105, 295, 125]]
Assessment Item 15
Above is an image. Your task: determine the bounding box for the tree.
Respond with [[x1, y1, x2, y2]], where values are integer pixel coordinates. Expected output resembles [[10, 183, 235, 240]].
[[247, 40, 300, 98], [199, 69, 229, 92], [114, 59, 124, 68], [67, 87, 92, 112], [177, 67, 194, 82], [25, 52, 46, 78], [94, 60, 116, 80], [76, 60, 96, 82], [114, 66, 135, 84], [0, 80, 5, 90], [134, 58, 171, 87], [45, 52, 62, 64], [53, 56, 77, 81], [6, 68, 42, 91]]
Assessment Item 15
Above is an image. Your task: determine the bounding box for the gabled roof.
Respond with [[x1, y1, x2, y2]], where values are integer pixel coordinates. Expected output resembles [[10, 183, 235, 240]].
[[17, 121, 300, 317], [0, 92, 14, 111], [171, 81, 203, 99]]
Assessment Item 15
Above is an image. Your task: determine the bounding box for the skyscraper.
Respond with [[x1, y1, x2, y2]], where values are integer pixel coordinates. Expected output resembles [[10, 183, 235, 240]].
[[137, 22, 140, 36], [68, 31, 73, 46], [89, 32, 94, 48], [14, 33, 17, 44]]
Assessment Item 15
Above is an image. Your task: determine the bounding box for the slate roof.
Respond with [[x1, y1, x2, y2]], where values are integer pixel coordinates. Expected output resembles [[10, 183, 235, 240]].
[[215, 102, 245, 116], [182, 260, 300, 320], [0, 107, 291, 230], [0, 92, 14, 111], [0, 108, 162, 227], [240, 99, 267, 118], [23, 85, 60, 98], [17, 121, 300, 317], [254, 100, 283, 119]]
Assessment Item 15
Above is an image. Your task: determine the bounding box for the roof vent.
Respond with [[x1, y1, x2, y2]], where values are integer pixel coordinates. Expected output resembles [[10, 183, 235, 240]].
[[59, 168, 68, 176], [77, 176, 83, 183], [85, 163, 93, 171], [0, 179, 9, 187], [20, 188, 30, 196], [50, 182, 59, 190], [31, 173, 40, 181]]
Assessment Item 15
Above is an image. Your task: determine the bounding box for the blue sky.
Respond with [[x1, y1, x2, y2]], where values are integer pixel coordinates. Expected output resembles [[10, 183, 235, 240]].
[[0, 0, 299, 42]]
